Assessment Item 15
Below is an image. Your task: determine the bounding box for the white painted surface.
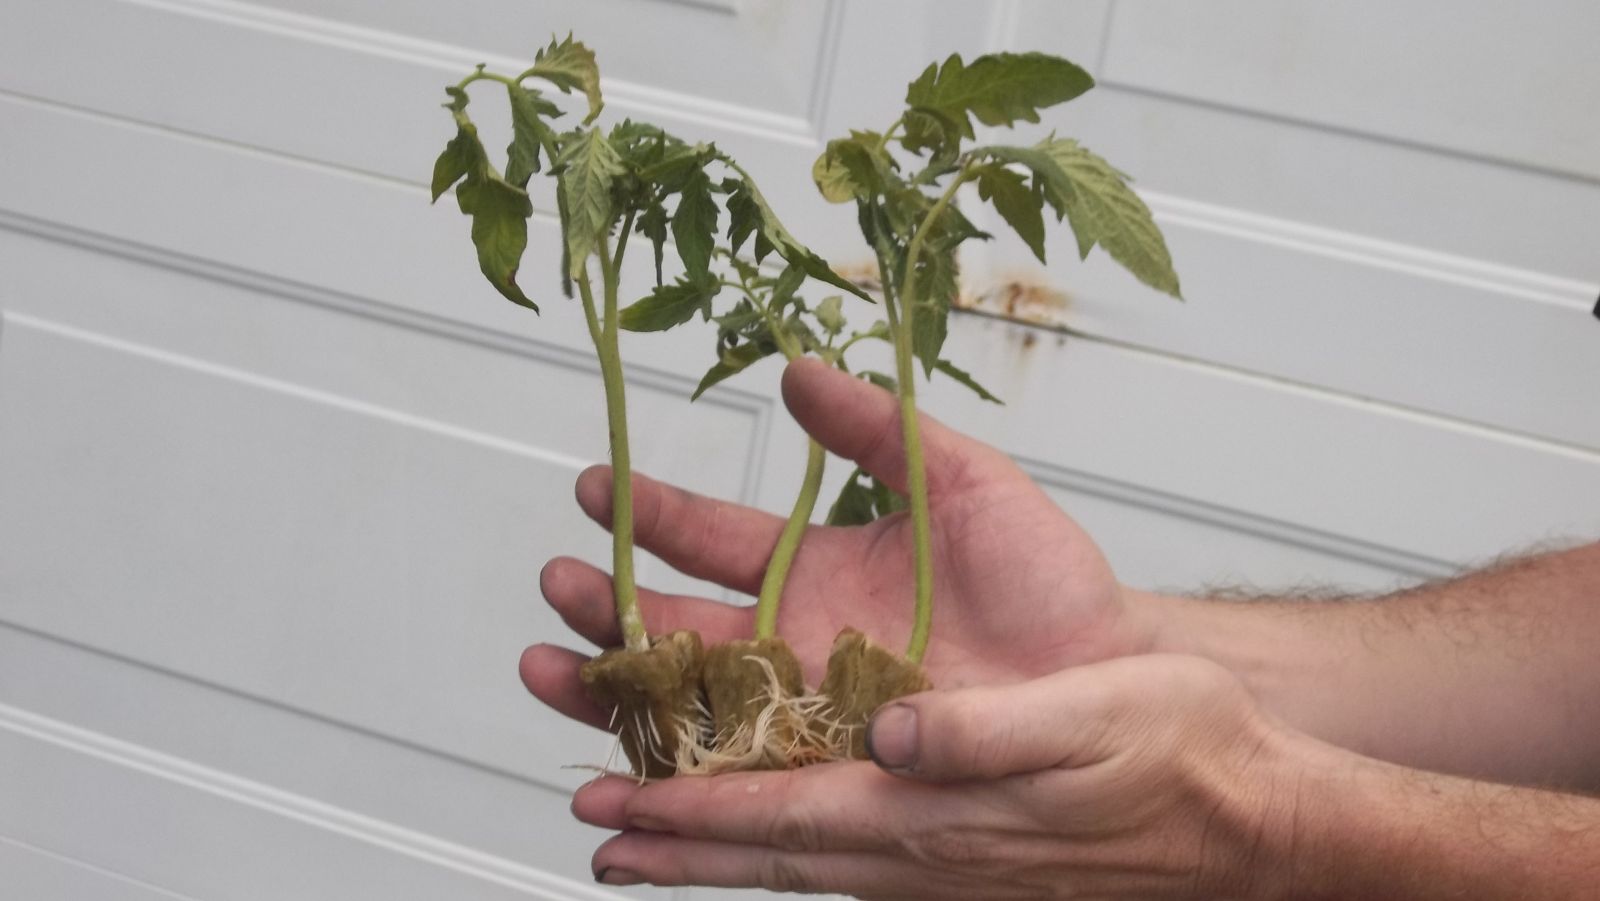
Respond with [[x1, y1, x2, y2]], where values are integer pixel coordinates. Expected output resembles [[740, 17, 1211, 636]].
[[1, 0, 1597, 898]]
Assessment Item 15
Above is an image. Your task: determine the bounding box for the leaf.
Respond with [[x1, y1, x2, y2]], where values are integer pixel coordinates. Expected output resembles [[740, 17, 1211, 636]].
[[768, 263, 806, 311], [619, 275, 720, 332], [815, 295, 846, 335], [524, 34, 603, 124], [504, 84, 560, 187], [671, 167, 718, 279], [691, 341, 773, 400], [905, 52, 1094, 138], [455, 171, 537, 311], [432, 87, 483, 202], [635, 201, 669, 286], [826, 467, 906, 526], [557, 127, 625, 278], [900, 107, 962, 159], [432, 125, 483, 202], [861, 370, 897, 392], [724, 169, 874, 303], [974, 164, 1046, 263], [934, 359, 1002, 404], [1039, 139, 1180, 298], [811, 132, 893, 203], [910, 246, 957, 377]]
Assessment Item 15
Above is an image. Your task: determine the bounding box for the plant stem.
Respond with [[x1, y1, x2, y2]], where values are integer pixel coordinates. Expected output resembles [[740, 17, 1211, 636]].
[[578, 245, 646, 653], [748, 294, 825, 640], [753, 437, 826, 639], [894, 167, 972, 664]]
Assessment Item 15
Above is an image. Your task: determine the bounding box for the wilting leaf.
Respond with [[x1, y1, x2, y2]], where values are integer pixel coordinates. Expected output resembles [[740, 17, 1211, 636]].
[[619, 274, 720, 331], [974, 139, 1180, 298], [455, 171, 537, 310], [934, 358, 1002, 404], [691, 341, 774, 400], [811, 132, 894, 203], [504, 83, 560, 187], [671, 166, 718, 279], [635, 200, 669, 285], [1039, 138, 1180, 298], [722, 168, 874, 303], [557, 127, 625, 278], [910, 245, 957, 376], [524, 34, 603, 123], [974, 163, 1046, 263]]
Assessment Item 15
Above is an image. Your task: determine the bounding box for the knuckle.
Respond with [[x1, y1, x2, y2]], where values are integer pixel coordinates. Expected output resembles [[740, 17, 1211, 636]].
[[757, 854, 816, 894], [767, 805, 826, 852], [902, 825, 1000, 868]]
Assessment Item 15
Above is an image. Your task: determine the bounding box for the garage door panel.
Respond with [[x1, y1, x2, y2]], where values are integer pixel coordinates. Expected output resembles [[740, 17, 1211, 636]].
[[1100, 0, 1600, 181], [0, 263, 757, 784]]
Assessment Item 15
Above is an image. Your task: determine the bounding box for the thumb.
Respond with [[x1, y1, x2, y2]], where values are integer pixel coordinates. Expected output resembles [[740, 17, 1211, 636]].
[[780, 357, 1007, 497], [863, 667, 1126, 782]]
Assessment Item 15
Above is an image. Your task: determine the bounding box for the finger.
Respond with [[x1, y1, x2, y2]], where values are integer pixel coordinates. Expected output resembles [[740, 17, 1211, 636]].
[[864, 665, 1126, 787], [540, 556, 753, 648], [619, 763, 943, 853], [781, 357, 1009, 496], [517, 643, 608, 730], [591, 831, 939, 896], [575, 466, 786, 595], [570, 775, 639, 831]]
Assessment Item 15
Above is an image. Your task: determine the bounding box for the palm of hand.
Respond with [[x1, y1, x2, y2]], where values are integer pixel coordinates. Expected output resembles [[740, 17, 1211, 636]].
[[771, 471, 1128, 687]]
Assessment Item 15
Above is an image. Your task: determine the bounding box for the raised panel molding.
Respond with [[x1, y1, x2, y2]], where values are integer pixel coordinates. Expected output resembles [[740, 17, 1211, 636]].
[[0, 703, 630, 901], [1098, 0, 1600, 182]]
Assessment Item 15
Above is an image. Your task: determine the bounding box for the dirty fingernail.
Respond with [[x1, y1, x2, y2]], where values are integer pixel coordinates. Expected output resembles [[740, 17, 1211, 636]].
[[596, 867, 643, 886], [866, 704, 918, 771]]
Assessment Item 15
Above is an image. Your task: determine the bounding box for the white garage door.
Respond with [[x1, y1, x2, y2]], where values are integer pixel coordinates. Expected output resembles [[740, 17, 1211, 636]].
[[2, 1, 1596, 898]]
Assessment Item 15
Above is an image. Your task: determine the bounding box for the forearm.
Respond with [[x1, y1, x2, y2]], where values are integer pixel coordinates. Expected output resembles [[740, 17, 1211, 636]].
[[1280, 734, 1600, 900], [1130, 542, 1600, 790]]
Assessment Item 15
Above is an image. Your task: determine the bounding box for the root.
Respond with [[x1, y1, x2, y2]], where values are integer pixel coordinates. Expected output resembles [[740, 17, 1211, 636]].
[[673, 654, 853, 775]]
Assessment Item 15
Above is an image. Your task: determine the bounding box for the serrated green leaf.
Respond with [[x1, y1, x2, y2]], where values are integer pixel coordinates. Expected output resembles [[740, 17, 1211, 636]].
[[815, 295, 845, 335], [524, 34, 603, 124], [934, 358, 1002, 404], [635, 201, 669, 286], [911, 246, 957, 377], [974, 164, 1046, 263], [557, 127, 625, 278], [691, 341, 773, 400], [671, 167, 717, 279], [455, 172, 537, 310], [1039, 139, 1180, 298], [905, 52, 1094, 138], [619, 274, 720, 332], [504, 84, 560, 187], [725, 179, 759, 257], [723, 169, 874, 303]]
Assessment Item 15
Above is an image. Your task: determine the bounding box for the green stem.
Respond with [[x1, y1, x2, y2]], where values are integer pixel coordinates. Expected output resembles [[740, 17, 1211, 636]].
[[895, 167, 972, 664], [753, 437, 826, 639], [579, 243, 646, 653]]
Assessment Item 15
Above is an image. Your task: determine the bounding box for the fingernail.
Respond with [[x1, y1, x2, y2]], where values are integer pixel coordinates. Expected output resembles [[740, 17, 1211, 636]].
[[866, 704, 918, 771], [595, 867, 643, 886]]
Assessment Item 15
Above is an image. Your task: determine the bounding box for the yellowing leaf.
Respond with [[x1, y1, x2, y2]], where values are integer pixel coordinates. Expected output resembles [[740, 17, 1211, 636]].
[[524, 34, 603, 124], [1038, 138, 1181, 298], [557, 127, 625, 278]]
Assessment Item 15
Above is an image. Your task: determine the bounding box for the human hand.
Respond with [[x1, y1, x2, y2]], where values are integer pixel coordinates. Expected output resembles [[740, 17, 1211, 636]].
[[522, 358, 1155, 728], [571, 654, 1309, 898]]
